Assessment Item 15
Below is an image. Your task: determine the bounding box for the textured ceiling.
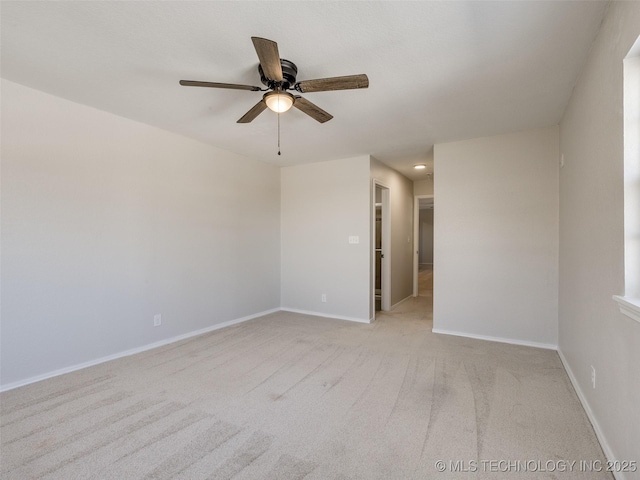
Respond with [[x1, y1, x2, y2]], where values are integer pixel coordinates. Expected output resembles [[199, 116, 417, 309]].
[[1, 1, 608, 180]]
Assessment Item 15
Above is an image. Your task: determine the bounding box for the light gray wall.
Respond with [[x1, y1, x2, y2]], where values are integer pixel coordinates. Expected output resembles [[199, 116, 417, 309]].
[[370, 157, 415, 308], [1, 79, 281, 388], [558, 1, 640, 472], [433, 126, 559, 348], [419, 208, 434, 264], [281, 156, 371, 321]]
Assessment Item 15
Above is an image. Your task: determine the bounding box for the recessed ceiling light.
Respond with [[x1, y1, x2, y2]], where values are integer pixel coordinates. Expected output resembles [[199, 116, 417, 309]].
[[414, 164, 426, 170]]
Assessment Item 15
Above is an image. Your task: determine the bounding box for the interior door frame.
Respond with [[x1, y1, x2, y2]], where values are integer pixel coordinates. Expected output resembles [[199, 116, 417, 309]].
[[372, 180, 391, 318], [413, 194, 434, 296]]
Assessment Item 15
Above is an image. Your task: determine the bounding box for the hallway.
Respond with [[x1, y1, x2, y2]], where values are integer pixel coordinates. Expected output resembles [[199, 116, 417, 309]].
[[417, 264, 433, 299]]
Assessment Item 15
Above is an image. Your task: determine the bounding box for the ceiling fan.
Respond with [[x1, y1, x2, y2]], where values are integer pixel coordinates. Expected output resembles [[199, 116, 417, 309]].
[[180, 37, 369, 124]]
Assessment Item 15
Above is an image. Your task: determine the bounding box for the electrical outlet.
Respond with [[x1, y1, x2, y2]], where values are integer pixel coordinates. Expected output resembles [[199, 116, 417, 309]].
[[154, 314, 162, 327], [591, 365, 596, 389], [321, 294, 327, 303]]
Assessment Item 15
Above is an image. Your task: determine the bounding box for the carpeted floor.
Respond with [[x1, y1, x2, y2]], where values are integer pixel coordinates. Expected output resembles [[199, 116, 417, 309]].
[[1, 284, 610, 479], [417, 264, 433, 298]]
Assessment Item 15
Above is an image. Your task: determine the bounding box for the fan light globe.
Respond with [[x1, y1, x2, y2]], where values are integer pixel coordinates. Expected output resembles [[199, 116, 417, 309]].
[[265, 91, 294, 113]]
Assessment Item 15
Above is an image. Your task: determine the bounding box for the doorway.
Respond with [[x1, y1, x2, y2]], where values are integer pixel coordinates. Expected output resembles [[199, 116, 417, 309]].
[[373, 181, 390, 316], [413, 195, 434, 297]]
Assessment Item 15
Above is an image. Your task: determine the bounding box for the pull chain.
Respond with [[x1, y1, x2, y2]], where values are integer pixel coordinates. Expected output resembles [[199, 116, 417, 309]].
[[277, 111, 281, 155]]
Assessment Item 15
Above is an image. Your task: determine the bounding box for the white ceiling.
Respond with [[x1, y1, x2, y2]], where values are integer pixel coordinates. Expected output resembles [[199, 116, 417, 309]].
[[1, 1, 608, 181]]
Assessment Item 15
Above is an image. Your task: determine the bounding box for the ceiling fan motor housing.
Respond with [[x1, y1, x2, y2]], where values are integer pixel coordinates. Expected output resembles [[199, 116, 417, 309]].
[[259, 59, 298, 89]]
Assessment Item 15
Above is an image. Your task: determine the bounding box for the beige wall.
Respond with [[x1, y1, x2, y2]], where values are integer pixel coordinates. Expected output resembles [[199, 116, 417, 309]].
[[558, 1, 640, 472], [281, 156, 371, 321], [413, 179, 434, 196], [433, 126, 559, 348], [370, 157, 415, 308], [1, 79, 281, 388]]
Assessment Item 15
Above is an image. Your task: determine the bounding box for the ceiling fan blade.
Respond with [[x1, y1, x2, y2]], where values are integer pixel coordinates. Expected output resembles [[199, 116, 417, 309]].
[[251, 37, 283, 82], [237, 100, 267, 123], [179, 80, 261, 91], [295, 74, 369, 93], [293, 96, 333, 123]]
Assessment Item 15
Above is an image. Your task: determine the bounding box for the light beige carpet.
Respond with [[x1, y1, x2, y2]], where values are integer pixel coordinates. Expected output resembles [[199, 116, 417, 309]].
[[417, 265, 433, 298], [1, 296, 610, 479]]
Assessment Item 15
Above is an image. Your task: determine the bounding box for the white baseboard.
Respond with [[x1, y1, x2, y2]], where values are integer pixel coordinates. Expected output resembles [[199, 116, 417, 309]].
[[280, 308, 371, 324], [557, 349, 625, 480], [431, 328, 557, 350], [390, 295, 414, 310], [0, 308, 281, 392]]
